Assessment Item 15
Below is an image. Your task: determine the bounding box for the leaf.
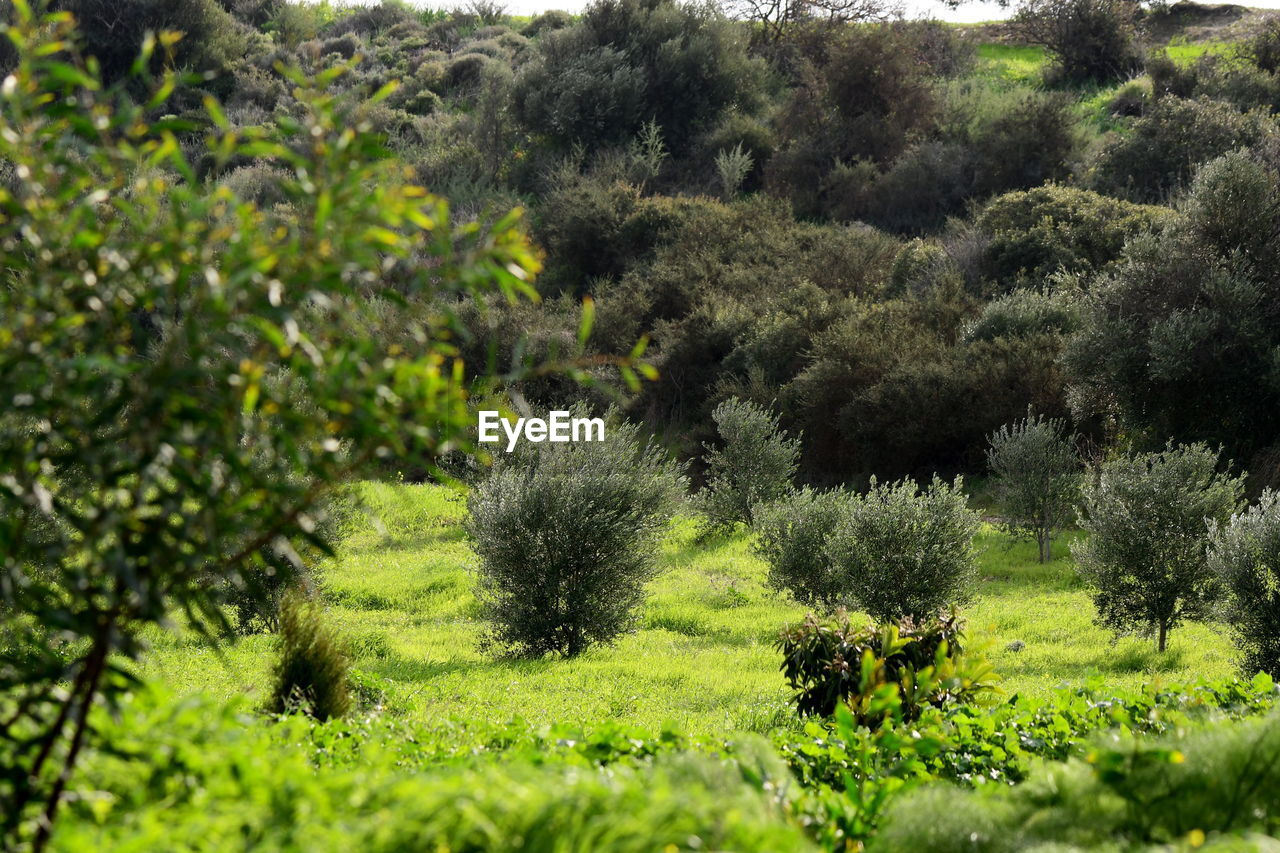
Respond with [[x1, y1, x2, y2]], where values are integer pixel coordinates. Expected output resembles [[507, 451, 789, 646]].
[[577, 296, 595, 349]]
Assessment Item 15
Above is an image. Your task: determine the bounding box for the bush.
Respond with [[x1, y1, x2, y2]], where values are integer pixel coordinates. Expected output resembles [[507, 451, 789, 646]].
[[267, 590, 352, 721], [1089, 96, 1274, 202], [824, 477, 980, 623], [467, 416, 684, 658], [975, 184, 1169, 290], [962, 288, 1080, 343], [1209, 491, 1280, 676], [698, 398, 800, 532], [1066, 152, 1280, 484], [521, 8, 574, 36], [777, 610, 994, 723], [1073, 443, 1245, 651], [755, 488, 856, 609], [986, 413, 1080, 562], [1009, 0, 1141, 84]]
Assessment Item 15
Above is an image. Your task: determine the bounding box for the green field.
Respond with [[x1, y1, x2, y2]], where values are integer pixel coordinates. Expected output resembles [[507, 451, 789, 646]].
[[141, 482, 1238, 736]]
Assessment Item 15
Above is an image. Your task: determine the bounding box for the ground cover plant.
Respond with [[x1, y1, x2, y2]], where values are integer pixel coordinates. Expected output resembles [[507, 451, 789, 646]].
[[8, 0, 1280, 849]]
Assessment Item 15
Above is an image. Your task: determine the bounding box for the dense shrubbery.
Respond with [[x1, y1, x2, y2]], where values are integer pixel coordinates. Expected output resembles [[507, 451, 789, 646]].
[[1009, 0, 1141, 83], [467, 416, 684, 657], [267, 590, 352, 721]]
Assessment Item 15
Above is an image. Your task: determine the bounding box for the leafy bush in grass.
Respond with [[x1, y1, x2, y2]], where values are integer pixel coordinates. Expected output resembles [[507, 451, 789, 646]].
[[986, 413, 1081, 562], [1074, 442, 1245, 652], [1210, 490, 1280, 677], [698, 398, 800, 532], [1009, 0, 1141, 84], [823, 477, 980, 623], [467, 416, 684, 657], [777, 610, 994, 723], [755, 487, 857, 609]]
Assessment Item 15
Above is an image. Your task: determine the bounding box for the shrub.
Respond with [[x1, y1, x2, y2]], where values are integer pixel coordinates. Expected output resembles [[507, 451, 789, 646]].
[[1066, 152, 1280, 483], [698, 398, 800, 532], [777, 610, 994, 723], [976, 184, 1169, 290], [1245, 15, 1280, 74], [824, 477, 980, 623], [467, 417, 684, 658], [755, 488, 857, 609], [1009, 0, 1141, 84], [1209, 491, 1280, 676], [962, 288, 1080, 343], [1089, 96, 1274, 202], [1073, 443, 1245, 651], [521, 9, 574, 36], [986, 413, 1081, 562], [267, 590, 352, 721]]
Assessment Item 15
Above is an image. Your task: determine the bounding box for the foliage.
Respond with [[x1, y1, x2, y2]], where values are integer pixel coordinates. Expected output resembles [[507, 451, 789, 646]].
[[755, 487, 856, 609], [267, 589, 352, 721], [777, 610, 995, 723], [871, 703, 1280, 852], [1073, 443, 1245, 652], [823, 477, 980, 622], [961, 288, 1079, 343], [52, 688, 813, 853], [512, 0, 768, 156], [1008, 0, 1141, 83], [1066, 152, 1280, 486], [974, 184, 1170, 291], [986, 413, 1081, 562], [1209, 490, 1280, 677], [698, 398, 800, 532], [0, 7, 553, 846], [466, 416, 684, 658], [1089, 96, 1274, 201]]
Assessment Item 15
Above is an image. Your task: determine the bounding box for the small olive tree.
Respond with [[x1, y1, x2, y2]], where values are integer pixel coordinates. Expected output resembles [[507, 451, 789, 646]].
[[754, 487, 857, 610], [1073, 443, 1244, 652], [467, 418, 685, 658], [1209, 491, 1280, 676], [824, 477, 981, 623], [698, 398, 800, 532], [986, 413, 1081, 562]]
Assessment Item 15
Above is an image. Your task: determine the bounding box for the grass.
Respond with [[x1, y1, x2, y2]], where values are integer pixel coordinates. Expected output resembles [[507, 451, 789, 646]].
[[140, 481, 1238, 737], [975, 44, 1049, 85]]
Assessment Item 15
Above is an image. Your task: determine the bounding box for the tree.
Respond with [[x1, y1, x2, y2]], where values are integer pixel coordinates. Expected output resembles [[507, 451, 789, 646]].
[[1008, 0, 1141, 84], [754, 487, 856, 608], [698, 398, 800, 531], [729, 0, 894, 50], [823, 476, 980, 623], [986, 413, 1081, 562], [467, 416, 684, 658], [1066, 152, 1280, 489], [1208, 491, 1280, 676], [0, 8, 630, 846], [1073, 444, 1245, 652]]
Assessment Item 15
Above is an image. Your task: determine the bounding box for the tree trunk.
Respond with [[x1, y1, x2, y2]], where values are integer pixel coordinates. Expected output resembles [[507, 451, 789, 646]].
[[1157, 621, 1168, 653], [1039, 531, 1052, 563]]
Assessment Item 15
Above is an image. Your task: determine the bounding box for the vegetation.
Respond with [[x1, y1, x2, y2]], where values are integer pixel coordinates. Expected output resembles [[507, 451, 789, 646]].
[[6, 0, 1280, 848], [986, 413, 1081, 562], [467, 417, 684, 657], [824, 477, 980, 622], [1074, 443, 1246, 652]]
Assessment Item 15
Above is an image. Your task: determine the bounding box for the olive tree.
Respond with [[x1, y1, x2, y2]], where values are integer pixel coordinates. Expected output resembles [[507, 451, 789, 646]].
[[754, 487, 856, 609], [1208, 491, 1280, 676], [0, 8, 625, 846], [986, 413, 1081, 562], [1073, 444, 1245, 652], [467, 417, 685, 658], [823, 477, 980, 623], [698, 398, 800, 532]]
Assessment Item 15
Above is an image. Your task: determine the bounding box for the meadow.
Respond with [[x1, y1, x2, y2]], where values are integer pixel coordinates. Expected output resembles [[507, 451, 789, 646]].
[[140, 482, 1238, 736]]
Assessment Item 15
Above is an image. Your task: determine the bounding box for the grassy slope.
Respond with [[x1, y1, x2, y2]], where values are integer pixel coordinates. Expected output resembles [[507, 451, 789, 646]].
[[141, 482, 1238, 737]]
